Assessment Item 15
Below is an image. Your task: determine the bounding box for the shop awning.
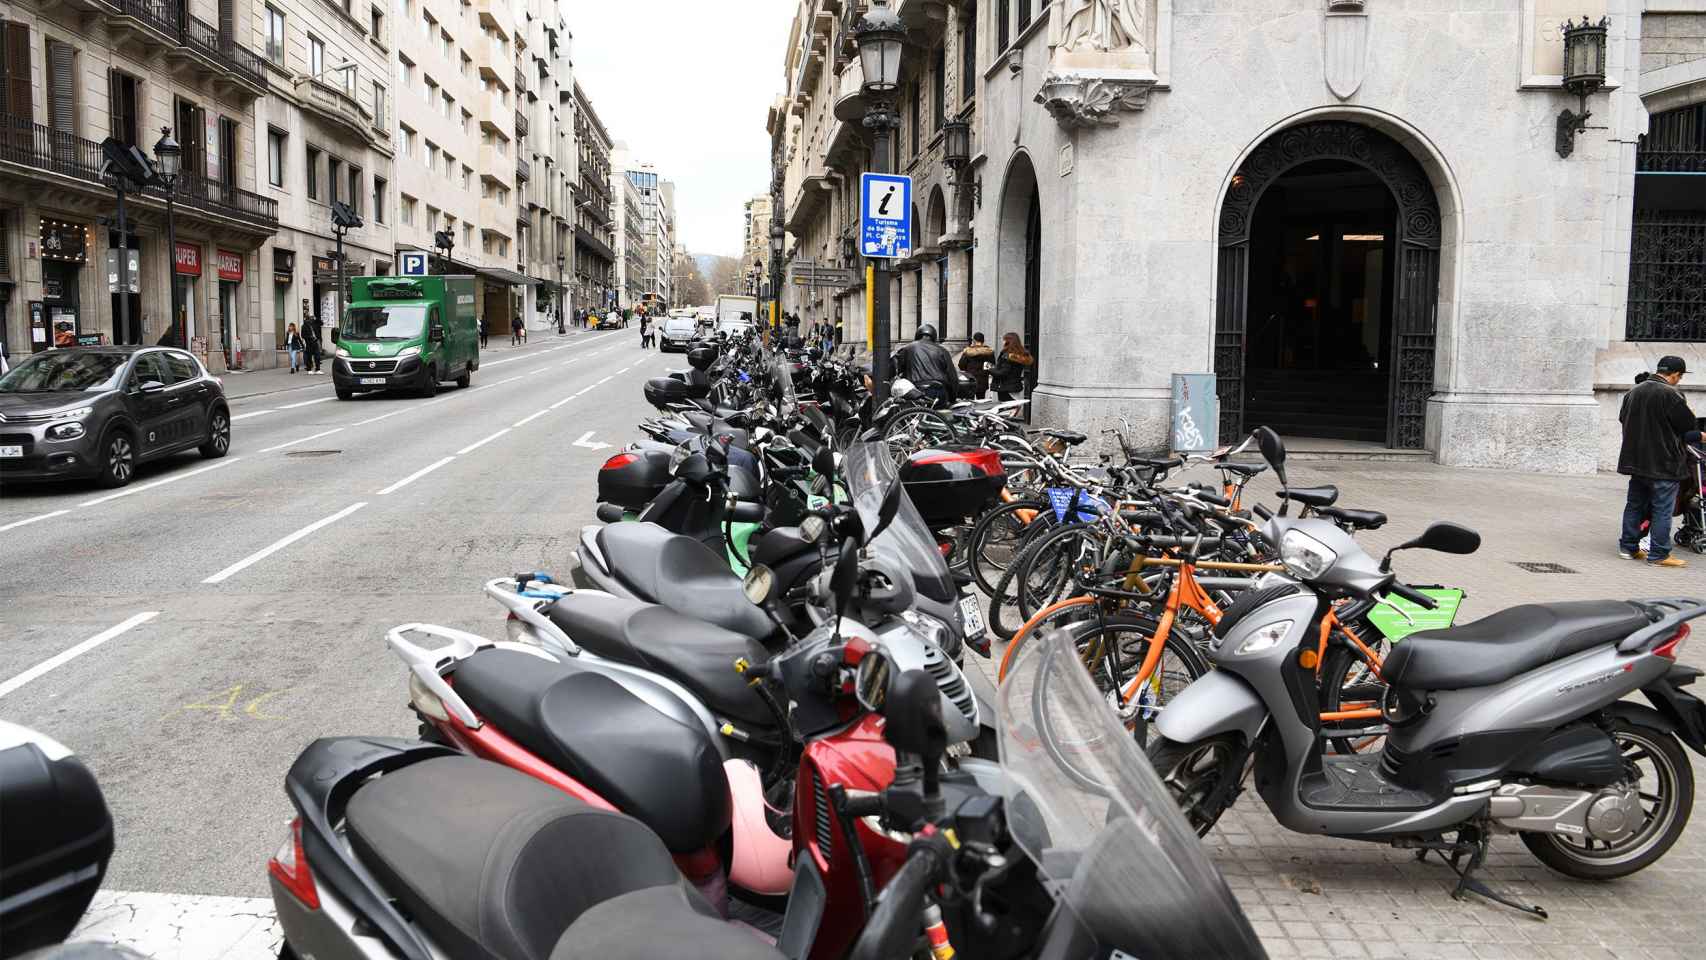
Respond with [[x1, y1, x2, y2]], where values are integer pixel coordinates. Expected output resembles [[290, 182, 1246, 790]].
[[478, 266, 540, 286]]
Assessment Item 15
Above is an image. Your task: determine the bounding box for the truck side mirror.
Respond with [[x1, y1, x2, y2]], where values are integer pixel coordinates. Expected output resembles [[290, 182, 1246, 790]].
[[429, 326, 445, 343]]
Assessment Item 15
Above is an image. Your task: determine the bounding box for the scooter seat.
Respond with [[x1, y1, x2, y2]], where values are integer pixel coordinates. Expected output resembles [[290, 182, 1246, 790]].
[[1384, 600, 1650, 691], [1318, 506, 1388, 530], [595, 522, 774, 640], [547, 594, 773, 727], [450, 649, 731, 852], [1278, 485, 1339, 508], [345, 755, 707, 960], [553, 886, 785, 960]]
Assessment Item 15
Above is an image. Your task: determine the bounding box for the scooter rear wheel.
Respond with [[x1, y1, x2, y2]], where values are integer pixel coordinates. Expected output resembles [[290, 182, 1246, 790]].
[[1147, 733, 1244, 837]]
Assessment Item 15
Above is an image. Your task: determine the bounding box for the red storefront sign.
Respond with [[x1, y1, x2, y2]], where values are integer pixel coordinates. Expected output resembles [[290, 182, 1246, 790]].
[[215, 249, 244, 282], [174, 242, 202, 276]]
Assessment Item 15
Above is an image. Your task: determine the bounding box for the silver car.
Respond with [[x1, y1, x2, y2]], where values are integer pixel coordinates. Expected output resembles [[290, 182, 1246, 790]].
[[0, 346, 232, 487]]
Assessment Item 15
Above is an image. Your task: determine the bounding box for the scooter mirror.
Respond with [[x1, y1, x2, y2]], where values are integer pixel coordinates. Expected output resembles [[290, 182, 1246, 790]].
[[1253, 426, 1287, 486], [854, 648, 891, 713], [1407, 521, 1482, 556], [829, 543, 860, 617], [742, 563, 776, 605], [812, 446, 836, 480], [803, 405, 831, 435], [883, 669, 948, 763]]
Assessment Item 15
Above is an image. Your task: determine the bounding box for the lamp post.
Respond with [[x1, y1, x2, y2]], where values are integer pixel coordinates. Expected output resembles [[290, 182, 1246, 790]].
[[330, 201, 363, 346], [1556, 16, 1609, 159], [152, 127, 182, 347], [857, 0, 905, 402], [433, 228, 456, 274], [556, 252, 566, 334]]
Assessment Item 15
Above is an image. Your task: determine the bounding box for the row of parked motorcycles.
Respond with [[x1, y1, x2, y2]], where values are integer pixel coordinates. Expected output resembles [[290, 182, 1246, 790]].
[[7, 329, 1705, 958]]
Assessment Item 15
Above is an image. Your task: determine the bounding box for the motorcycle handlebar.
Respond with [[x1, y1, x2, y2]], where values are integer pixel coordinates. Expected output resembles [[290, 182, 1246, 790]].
[[848, 837, 945, 960], [1387, 581, 1438, 610]]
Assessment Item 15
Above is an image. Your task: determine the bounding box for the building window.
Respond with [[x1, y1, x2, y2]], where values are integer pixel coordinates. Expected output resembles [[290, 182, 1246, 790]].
[[1627, 102, 1706, 342], [997, 0, 1010, 51], [461, 108, 472, 134], [309, 35, 324, 78], [401, 194, 417, 225], [463, 223, 472, 248], [427, 206, 440, 231], [933, 46, 945, 130], [425, 140, 438, 169], [267, 128, 285, 187], [399, 124, 414, 156], [961, 3, 977, 100], [372, 176, 386, 223], [370, 5, 384, 41], [305, 146, 320, 199], [440, 28, 451, 60], [423, 10, 435, 39], [443, 152, 454, 177], [441, 91, 453, 118], [911, 82, 921, 157], [265, 6, 286, 64], [348, 165, 362, 214], [372, 81, 385, 126], [1016, 0, 1031, 34], [425, 78, 437, 105], [461, 165, 472, 188], [327, 156, 343, 203], [460, 52, 472, 78]]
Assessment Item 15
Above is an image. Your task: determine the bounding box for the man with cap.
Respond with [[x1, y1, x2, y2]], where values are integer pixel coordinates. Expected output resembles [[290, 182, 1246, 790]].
[[1619, 355, 1703, 568]]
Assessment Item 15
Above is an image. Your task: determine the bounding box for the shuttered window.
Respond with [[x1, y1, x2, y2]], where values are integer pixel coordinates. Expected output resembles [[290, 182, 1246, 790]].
[[1, 21, 31, 125], [176, 99, 206, 178], [219, 117, 237, 187], [45, 39, 74, 134], [961, 4, 976, 101], [109, 70, 139, 147]]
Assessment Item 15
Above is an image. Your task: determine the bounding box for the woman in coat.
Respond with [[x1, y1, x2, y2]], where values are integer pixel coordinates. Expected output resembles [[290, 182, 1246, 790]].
[[990, 332, 1035, 402], [285, 323, 305, 373]]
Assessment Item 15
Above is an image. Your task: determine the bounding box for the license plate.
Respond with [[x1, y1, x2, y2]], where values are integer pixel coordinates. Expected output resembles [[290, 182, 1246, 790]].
[[959, 595, 985, 638], [359, 377, 387, 385], [0, 445, 21, 458]]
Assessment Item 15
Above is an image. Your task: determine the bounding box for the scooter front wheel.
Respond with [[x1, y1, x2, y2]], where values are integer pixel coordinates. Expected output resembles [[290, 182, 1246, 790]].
[[1520, 717, 1693, 880], [1147, 733, 1244, 837]]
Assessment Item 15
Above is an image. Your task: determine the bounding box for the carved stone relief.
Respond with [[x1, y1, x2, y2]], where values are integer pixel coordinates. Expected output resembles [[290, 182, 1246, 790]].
[[1037, 1, 1163, 130], [1324, 0, 1370, 101]]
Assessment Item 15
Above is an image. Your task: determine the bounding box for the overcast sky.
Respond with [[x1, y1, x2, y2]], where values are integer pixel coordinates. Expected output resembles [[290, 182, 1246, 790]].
[[568, 0, 797, 257]]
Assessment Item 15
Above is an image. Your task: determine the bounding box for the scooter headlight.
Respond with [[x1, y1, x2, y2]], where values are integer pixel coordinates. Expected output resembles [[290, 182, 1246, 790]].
[[1280, 529, 1337, 579], [898, 609, 952, 649], [669, 442, 691, 473], [1234, 619, 1294, 656]]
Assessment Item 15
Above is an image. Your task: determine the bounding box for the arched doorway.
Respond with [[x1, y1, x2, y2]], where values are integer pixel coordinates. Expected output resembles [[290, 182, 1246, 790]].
[[1215, 121, 1441, 448], [997, 152, 1042, 398], [927, 186, 949, 335]]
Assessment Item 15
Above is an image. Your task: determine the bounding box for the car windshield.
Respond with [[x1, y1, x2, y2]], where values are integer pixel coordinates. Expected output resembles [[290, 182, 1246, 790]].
[[0, 351, 129, 392], [665, 318, 696, 333], [343, 305, 427, 340], [997, 630, 1263, 958]]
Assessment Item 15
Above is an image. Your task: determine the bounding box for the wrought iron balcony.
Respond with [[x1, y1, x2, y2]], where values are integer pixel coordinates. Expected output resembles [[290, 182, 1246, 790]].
[[180, 13, 267, 91], [0, 113, 278, 229], [516, 156, 531, 182], [514, 109, 530, 138], [102, 0, 182, 42], [515, 66, 528, 98]]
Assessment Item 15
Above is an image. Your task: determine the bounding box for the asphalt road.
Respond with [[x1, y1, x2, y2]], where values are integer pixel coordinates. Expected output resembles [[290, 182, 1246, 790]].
[[0, 329, 676, 897]]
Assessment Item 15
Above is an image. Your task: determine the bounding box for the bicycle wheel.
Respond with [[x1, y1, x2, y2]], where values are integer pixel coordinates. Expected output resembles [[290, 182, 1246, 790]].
[[881, 408, 958, 464], [1014, 522, 1111, 625], [1318, 641, 1390, 755], [966, 498, 1053, 595], [1057, 614, 1209, 747], [987, 521, 1088, 642]]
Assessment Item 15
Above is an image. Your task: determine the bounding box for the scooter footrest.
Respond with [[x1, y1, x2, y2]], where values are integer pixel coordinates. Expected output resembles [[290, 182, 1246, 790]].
[[1300, 756, 1435, 810]]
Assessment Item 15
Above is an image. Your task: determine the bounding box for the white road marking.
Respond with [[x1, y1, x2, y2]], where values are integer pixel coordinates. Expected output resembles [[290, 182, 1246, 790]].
[[458, 428, 511, 454], [549, 395, 577, 409], [203, 502, 367, 584], [352, 408, 412, 426], [0, 612, 160, 699], [258, 427, 344, 454], [79, 458, 244, 507], [376, 456, 455, 495], [513, 410, 549, 427], [279, 396, 335, 410], [494, 375, 523, 386], [230, 409, 276, 421], [596, 376, 614, 385], [0, 509, 69, 534]]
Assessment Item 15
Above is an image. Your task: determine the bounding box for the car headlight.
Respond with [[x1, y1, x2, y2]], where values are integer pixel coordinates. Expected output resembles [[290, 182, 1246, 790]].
[[49, 406, 93, 422], [397, 346, 420, 358], [1235, 619, 1295, 656], [46, 421, 87, 441], [1280, 529, 1337, 579]]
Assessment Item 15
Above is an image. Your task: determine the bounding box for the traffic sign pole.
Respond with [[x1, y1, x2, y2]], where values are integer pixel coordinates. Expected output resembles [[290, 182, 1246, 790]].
[[861, 150, 908, 404]]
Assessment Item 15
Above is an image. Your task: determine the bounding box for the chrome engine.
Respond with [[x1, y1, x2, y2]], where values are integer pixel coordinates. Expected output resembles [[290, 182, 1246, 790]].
[[1487, 781, 1643, 843]]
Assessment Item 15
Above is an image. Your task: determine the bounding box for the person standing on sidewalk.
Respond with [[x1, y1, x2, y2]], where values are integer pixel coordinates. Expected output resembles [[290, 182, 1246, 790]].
[[301, 309, 323, 375], [1619, 355, 1703, 568], [957, 332, 994, 400], [990, 332, 1034, 402], [285, 323, 304, 374]]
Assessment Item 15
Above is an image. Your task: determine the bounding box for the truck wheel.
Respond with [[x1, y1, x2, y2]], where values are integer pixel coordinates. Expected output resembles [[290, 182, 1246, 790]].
[[420, 366, 438, 398], [456, 368, 471, 389], [335, 386, 353, 401]]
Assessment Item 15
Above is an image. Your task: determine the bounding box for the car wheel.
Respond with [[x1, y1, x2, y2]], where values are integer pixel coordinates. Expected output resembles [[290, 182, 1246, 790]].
[[199, 406, 231, 458], [335, 386, 354, 400], [96, 426, 137, 488], [420, 366, 438, 398], [456, 368, 471, 389]]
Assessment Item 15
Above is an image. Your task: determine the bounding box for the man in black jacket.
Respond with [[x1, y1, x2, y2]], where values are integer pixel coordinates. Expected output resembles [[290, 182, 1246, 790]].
[[1619, 355, 1703, 568], [892, 324, 959, 405]]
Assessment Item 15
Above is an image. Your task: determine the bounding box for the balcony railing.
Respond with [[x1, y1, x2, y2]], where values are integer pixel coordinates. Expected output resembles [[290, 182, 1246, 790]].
[[181, 14, 267, 89], [514, 109, 530, 138], [515, 66, 528, 98], [107, 0, 182, 40], [0, 113, 278, 228], [516, 156, 531, 182]]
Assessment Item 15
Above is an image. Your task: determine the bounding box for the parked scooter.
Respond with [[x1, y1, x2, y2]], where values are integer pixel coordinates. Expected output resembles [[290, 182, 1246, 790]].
[[1148, 427, 1706, 916]]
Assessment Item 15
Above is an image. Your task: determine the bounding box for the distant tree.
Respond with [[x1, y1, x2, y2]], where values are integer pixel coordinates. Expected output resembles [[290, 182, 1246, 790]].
[[706, 256, 747, 296], [673, 250, 712, 306]]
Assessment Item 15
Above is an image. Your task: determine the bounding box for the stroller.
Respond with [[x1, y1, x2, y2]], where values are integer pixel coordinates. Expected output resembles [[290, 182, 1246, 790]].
[[1676, 419, 1706, 556]]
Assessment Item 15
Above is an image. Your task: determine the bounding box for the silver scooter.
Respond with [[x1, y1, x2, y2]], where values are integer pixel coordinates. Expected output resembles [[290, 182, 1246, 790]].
[[1150, 427, 1706, 916]]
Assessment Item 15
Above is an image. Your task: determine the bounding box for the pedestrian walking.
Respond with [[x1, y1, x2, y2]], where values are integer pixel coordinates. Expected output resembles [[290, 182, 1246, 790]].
[[990, 332, 1034, 402], [511, 315, 525, 346], [957, 332, 995, 400], [1618, 355, 1703, 568], [638, 315, 652, 349], [285, 323, 305, 373], [478, 316, 489, 349], [301, 311, 323, 374]]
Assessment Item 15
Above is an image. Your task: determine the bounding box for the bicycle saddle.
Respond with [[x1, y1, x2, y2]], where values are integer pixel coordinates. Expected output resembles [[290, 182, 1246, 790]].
[[1041, 429, 1087, 446], [1220, 463, 1266, 478], [1277, 485, 1339, 508], [1318, 506, 1387, 530]]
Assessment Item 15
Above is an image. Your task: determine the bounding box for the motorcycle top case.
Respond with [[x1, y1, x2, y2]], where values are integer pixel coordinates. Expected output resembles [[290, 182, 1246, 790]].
[[899, 447, 1007, 526], [644, 376, 690, 410], [0, 729, 115, 956], [598, 448, 674, 510]]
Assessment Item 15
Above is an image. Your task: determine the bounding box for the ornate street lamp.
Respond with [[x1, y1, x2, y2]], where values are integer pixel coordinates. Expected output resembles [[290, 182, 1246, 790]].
[[152, 127, 183, 347], [555, 252, 566, 333], [858, 0, 905, 401], [942, 118, 981, 209], [1556, 16, 1609, 159]]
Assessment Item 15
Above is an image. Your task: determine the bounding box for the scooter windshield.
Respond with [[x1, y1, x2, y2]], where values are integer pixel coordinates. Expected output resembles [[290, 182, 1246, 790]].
[[771, 359, 797, 414], [844, 442, 953, 600], [998, 629, 1264, 959]]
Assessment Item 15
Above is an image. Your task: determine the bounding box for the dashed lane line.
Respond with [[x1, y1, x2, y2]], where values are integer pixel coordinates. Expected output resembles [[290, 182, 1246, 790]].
[[513, 410, 549, 427], [230, 409, 277, 422], [78, 458, 244, 508], [257, 428, 344, 454], [376, 457, 456, 496], [457, 428, 511, 455], [0, 509, 70, 534], [0, 612, 160, 700], [278, 396, 336, 410], [202, 503, 367, 584]]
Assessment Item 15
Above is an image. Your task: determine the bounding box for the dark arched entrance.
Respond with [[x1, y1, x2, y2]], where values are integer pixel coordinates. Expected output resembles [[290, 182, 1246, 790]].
[[1024, 193, 1042, 395], [1216, 121, 1441, 448], [998, 152, 1042, 405]]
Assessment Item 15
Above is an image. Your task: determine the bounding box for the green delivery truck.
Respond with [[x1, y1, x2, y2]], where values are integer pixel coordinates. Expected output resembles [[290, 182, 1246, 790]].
[[333, 275, 480, 400]]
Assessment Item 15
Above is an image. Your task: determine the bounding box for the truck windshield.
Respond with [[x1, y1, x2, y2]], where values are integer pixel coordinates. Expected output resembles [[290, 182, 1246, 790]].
[[344, 305, 427, 340]]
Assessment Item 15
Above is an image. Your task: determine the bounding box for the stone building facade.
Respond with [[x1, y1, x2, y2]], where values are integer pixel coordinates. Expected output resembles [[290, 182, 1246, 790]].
[[776, 0, 1706, 472], [0, 0, 276, 372], [570, 80, 614, 316]]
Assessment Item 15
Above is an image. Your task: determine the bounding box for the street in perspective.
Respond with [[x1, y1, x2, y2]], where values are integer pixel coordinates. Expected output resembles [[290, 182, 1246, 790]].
[[2, 2, 1706, 960]]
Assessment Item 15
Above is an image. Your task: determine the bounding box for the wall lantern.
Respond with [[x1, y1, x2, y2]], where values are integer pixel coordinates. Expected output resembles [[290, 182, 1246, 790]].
[[856, 2, 905, 97], [941, 119, 982, 207], [1556, 16, 1609, 159]]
